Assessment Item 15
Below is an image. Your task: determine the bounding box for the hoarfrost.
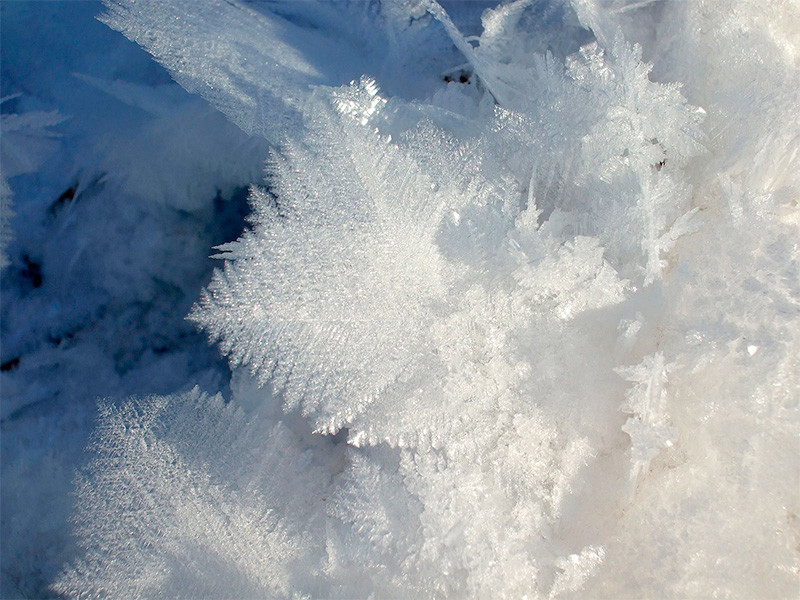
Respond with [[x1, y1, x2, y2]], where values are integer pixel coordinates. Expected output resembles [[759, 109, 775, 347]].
[[32, 0, 800, 597]]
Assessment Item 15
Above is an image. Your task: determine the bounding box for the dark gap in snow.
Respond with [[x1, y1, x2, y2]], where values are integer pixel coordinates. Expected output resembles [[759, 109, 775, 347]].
[[20, 254, 42, 289], [210, 185, 252, 250], [0, 357, 20, 372], [49, 184, 77, 213]]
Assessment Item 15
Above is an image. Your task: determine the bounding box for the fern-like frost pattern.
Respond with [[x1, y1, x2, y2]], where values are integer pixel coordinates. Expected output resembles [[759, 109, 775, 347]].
[[56, 0, 800, 597]]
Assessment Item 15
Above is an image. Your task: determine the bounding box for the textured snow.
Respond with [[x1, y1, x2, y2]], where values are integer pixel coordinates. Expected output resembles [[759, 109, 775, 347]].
[[1, 0, 798, 598]]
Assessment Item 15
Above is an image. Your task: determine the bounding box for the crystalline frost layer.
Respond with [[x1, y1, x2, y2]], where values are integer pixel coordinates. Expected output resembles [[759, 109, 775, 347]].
[[51, 0, 800, 598]]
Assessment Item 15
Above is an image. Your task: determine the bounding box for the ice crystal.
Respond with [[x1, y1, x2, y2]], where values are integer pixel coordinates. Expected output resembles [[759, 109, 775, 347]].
[[54, 387, 331, 598], [50, 0, 800, 597], [616, 352, 675, 482]]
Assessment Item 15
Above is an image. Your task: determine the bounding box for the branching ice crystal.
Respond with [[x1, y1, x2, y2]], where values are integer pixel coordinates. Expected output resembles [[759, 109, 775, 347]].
[[51, 0, 800, 597], [616, 352, 675, 482]]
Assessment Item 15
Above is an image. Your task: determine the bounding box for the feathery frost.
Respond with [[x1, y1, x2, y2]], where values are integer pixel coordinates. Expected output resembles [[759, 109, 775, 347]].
[[53, 0, 800, 597]]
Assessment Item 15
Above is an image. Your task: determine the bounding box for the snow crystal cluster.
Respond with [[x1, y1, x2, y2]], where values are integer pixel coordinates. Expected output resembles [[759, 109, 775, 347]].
[[1, 0, 798, 598]]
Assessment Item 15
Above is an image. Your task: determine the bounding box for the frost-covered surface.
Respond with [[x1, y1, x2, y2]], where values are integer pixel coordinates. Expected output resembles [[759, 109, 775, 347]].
[[1, 3, 266, 596], [2, 0, 799, 598]]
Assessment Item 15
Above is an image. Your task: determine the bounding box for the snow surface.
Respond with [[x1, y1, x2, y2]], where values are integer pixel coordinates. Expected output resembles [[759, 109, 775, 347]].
[[1, 0, 798, 598]]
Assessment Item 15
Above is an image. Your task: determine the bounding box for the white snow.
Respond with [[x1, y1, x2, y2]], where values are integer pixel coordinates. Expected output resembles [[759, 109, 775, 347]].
[[1, 0, 798, 598]]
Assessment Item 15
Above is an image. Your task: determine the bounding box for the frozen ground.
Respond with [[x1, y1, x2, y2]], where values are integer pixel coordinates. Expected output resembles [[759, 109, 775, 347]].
[[1, 1, 798, 598]]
